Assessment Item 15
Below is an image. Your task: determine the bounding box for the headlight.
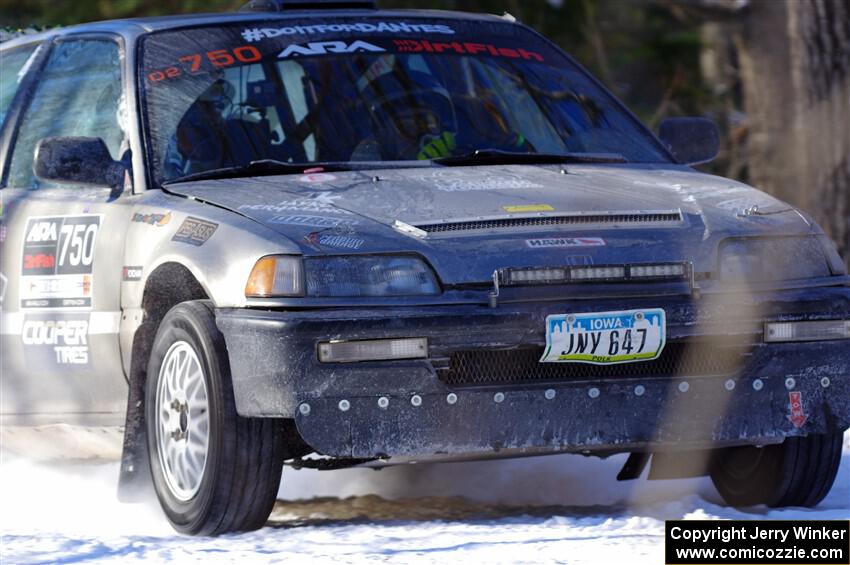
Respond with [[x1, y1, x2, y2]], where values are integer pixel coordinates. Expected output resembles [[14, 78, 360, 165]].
[[304, 256, 440, 297], [718, 237, 832, 282]]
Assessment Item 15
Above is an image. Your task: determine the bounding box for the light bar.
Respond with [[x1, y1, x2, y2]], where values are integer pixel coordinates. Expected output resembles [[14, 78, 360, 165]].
[[764, 320, 850, 343], [318, 338, 428, 363], [502, 267, 569, 285], [497, 262, 689, 286], [571, 266, 626, 281], [629, 264, 687, 278]]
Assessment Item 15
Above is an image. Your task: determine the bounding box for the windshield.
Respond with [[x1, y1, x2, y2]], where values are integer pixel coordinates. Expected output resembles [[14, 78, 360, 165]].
[[140, 18, 671, 183]]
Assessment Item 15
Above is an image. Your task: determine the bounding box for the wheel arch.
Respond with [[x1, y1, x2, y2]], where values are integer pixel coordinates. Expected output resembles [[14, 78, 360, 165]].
[[118, 261, 210, 500]]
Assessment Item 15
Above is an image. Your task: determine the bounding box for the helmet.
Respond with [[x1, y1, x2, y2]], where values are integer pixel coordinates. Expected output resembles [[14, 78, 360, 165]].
[[360, 69, 457, 159]]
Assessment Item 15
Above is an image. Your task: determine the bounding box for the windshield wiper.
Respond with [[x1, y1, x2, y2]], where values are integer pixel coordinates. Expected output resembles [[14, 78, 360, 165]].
[[432, 149, 628, 167], [164, 160, 357, 184]]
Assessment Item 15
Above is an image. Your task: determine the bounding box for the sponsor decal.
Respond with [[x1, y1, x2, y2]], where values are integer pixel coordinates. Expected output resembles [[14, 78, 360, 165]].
[[304, 231, 365, 250], [241, 21, 455, 43], [131, 211, 172, 226], [279, 40, 385, 59], [148, 47, 263, 83], [525, 237, 606, 248], [23, 252, 56, 272], [20, 215, 101, 309], [122, 266, 143, 282], [239, 193, 352, 216], [394, 39, 544, 61], [22, 314, 89, 365], [298, 172, 338, 183], [172, 217, 218, 246], [503, 204, 555, 213], [788, 391, 808, 428], [420, 169, 543, 192], [268, 214, 359, 228]]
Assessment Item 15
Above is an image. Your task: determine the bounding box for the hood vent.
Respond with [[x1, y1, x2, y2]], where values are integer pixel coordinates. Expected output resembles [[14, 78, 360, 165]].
[[414, 210, 683, 234]]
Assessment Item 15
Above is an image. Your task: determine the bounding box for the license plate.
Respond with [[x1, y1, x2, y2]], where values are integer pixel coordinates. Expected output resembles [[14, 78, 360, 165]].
[[540, 309, 666, 364]]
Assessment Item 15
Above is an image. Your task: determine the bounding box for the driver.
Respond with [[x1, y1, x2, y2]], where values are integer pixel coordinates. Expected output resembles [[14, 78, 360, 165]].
[[353, 62, 532, 161]]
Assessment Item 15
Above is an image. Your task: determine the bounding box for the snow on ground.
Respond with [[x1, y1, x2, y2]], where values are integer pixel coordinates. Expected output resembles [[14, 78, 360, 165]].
[[1, 431, 848, 564]]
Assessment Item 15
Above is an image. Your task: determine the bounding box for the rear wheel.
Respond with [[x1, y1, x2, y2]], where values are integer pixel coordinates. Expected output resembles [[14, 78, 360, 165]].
[[145, 301, 284, 535], [710, 433, 843, 507]]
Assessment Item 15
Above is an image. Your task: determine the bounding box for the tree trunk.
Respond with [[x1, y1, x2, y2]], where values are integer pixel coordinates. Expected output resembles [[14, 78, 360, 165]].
[[734, 0, 850, 268]]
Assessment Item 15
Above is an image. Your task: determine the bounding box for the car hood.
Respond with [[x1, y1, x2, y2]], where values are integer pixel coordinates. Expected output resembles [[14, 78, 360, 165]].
[[167, 164, 811, 285]]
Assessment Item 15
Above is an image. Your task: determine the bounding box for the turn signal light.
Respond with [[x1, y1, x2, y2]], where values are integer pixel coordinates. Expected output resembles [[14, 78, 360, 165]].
[[764, 320, 850, 343], [245, 255, 304, 297]]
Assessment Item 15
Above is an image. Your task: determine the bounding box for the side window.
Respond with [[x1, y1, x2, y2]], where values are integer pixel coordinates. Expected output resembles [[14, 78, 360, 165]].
[[0, 43, 40, 127], [7, 39, 125, 189]]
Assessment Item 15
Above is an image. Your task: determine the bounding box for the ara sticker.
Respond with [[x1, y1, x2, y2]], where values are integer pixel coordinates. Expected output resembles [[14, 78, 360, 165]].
[[787, 391, 808, 428], [526, 237, 605, 248], [131, 211, 172, 226], [172, 217, 218, 246], [279, 40, 385, 59], [503, 204, 554, 213], [20, 215, 101, 309], [241, 21, 455, 43]]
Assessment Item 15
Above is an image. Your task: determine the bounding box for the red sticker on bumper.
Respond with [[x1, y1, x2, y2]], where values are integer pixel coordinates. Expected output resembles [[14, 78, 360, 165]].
[[787, 391, 808, 428]]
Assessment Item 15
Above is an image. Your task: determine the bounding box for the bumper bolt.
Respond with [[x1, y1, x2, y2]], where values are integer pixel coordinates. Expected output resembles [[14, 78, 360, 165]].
[[785, 377, 796, 390], [725, 379, 735, 391], [544, 389, 556, 400], [634, 385, 645, 396], [588, 387, 600, 399], [410, 395, 422, 407], [494, 392, 505, 403], [753, 379, 764, 391], [820, 376, 830, 388], [299, 403, 311, 416], [678, 381, 689, 393], [338, 399, 350, 412], [446, 393, 458, 405], [377, 396, 389, 409]]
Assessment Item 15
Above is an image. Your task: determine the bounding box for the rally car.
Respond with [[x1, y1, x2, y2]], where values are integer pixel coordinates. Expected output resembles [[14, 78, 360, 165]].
[[1, 0, 848, 536]]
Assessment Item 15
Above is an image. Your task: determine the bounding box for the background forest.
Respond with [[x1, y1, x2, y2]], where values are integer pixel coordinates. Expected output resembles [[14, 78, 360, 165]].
[[2, 0, 848, 265]]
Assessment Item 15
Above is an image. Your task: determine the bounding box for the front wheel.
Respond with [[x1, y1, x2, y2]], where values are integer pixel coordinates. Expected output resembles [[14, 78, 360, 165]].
[[145, 301, 284, 535], [710, 433, 843, 508]]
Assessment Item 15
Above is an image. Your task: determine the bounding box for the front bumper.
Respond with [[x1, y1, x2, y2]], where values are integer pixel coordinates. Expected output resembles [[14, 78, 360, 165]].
[[216, 286, 850, 459]]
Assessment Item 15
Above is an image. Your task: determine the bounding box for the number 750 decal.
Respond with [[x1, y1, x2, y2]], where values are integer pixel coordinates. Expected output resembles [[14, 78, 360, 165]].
[[22, 215, 101, 276], [148, 46, 262, 83]]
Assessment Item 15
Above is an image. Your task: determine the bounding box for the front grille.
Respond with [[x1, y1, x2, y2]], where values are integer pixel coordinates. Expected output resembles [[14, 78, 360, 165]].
[[416, 211, 683, 234], [437, 342, 747, 387]]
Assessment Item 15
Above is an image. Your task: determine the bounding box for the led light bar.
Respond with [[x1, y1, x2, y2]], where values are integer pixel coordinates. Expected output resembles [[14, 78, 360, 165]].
[[318, 338, 428, 363], [571, 266, 627, 281], [629, 263, 687, 278], [497, 262, 689, 286], [501, 267, 570, 285], [764, 320, 850, 343]]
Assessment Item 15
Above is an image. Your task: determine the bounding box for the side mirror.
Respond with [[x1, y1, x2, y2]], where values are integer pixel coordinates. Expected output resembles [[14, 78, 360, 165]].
[[34, 137, 126, 190], [657, 117, 720, 166]]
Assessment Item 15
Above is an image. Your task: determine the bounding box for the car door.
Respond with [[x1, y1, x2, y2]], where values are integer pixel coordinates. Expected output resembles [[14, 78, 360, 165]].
[[0, 36, 132, 423]]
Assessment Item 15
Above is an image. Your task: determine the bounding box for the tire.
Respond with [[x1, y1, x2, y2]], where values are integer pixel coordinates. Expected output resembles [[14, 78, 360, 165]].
[[145, 300, 284, 535], [710, 433, 843, 508]]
